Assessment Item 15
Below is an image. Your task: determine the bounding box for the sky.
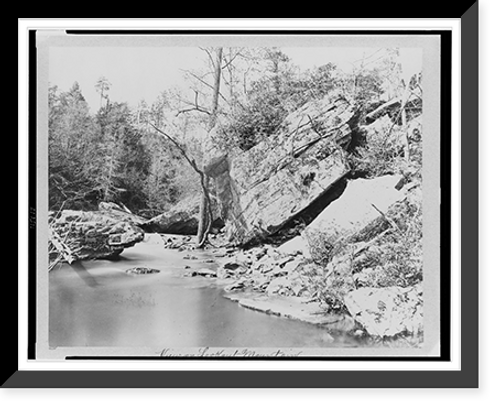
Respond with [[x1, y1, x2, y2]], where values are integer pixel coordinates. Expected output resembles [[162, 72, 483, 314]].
[[48, 45, 421, 114]]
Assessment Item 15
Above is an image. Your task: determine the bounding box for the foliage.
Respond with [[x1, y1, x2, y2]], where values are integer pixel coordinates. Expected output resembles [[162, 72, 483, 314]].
[[213, 50, 345, 151], [48, 82, 184, 214], [350, 189, 423, 288], [49, 82, 100, 210], [48, 47, 421, 228]]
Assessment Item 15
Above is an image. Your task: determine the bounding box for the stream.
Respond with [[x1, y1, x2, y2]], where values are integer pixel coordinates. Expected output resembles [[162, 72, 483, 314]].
[[49, 235, 363, 349]]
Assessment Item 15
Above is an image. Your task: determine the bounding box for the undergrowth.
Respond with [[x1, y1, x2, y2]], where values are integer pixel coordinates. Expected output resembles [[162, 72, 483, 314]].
[[301, 113, 423, 313]]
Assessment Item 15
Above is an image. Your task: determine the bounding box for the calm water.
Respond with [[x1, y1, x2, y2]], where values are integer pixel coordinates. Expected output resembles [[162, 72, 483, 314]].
[[49, 236, 361, 349]]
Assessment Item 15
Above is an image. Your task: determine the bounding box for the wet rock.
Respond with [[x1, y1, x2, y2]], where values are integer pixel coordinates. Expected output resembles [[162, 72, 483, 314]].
[[224, 293, 344, 326], [182, 254, 198, 260], [162, 234, 194, 249], [223, 262, 244, 271], [343, 285, 423, 337], [186, 268, 218, 278], [126, 267, 160, 276], [224, 277, 248, 292], [324, 315, 357, 333]]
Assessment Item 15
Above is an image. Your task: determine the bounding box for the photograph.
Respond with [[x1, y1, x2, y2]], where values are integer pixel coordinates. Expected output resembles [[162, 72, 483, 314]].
[[34, 31, 444, 360]]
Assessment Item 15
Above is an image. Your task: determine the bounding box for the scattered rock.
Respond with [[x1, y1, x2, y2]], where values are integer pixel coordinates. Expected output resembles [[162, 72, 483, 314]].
[[266, 277, 293, 295], [223, 262, 243, 271], [251, 275, 272, 291], [161, 234, 195, 249], [126, 267, 160, 276], [187, 268, 218, 278], [224, 278, 247, 292], [182, 254, 198, 260]]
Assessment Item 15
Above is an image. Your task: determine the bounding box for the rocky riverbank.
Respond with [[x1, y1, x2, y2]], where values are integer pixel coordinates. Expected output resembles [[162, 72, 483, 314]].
[[48, 87, 424, 345], [157, 216, 423, 344]]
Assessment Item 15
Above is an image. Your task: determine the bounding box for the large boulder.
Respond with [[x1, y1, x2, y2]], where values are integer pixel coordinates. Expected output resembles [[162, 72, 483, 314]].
[[296, 175, 405, 253], [343, 285, 423, 337], [97, 202, 147, 226], [140, 194, 225, 235], [208, 91, 355, 245], [278, 175, 406, 257], [140, 197, 200, 235], [50, 210, 144, 261]]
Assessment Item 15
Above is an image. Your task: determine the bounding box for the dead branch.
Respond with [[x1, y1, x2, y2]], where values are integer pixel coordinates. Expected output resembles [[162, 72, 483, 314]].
[[49, 225, 76, 266], [182, 70, 230, 105], [221, 49, 244, 70], [370, 203, 403, 235]]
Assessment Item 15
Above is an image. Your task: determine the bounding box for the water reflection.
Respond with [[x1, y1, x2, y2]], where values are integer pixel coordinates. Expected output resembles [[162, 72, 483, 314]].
[[49, 242, 359, 349], [70, 261, 99, 288]]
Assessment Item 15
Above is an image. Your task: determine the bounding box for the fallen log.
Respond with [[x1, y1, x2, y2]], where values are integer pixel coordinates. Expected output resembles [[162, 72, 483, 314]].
[[49, 225, 76, 266]]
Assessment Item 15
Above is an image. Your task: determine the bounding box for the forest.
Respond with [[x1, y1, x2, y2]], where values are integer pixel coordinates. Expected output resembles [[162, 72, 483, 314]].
[[48, 46, 424, 345], [49, 47, 418, 215]]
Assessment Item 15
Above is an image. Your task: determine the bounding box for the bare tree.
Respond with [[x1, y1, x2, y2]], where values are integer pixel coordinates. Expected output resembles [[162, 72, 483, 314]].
[[196, 47, 222, 245], [149, 47, 224, 247]]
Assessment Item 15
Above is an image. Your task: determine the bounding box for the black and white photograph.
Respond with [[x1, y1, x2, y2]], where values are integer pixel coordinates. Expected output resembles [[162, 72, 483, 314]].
[[33, 30, 444, 360]]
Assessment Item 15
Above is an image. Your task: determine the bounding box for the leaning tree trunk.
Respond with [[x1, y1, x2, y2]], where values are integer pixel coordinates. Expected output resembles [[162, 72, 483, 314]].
[[196, 173, 212, 246]]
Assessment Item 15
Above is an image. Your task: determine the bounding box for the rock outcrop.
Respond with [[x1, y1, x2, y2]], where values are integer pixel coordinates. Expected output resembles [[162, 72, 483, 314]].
[[279, 175, 407, 256], [207, 91, 355, 246], [50, 207, 145, 261], [343, 285, 423, 337]]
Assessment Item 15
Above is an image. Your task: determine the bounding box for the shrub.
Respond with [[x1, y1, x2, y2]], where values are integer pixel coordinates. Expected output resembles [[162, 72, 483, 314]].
[[351, 190, 423, 289], [300, 186, 422, 311], [349, 114, 422, 180]]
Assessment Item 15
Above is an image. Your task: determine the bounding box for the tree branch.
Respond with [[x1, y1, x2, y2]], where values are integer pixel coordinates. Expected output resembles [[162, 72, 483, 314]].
[[148, 123, 203, 175], [221, 49, 244, 70], [183, 70, 230, 106], [199, 47, 216, 71]]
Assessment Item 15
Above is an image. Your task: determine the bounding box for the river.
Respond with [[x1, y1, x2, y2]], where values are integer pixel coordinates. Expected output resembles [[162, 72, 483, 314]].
[[49, 236, 362, 350]]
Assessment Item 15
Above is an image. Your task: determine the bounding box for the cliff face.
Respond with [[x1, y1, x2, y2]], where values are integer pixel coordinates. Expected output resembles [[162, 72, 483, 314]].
[[207, 92, 355, 246]]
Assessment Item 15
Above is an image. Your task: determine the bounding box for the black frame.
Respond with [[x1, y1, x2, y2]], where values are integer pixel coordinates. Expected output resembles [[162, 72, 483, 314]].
[[4, 8, 479, 388]]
